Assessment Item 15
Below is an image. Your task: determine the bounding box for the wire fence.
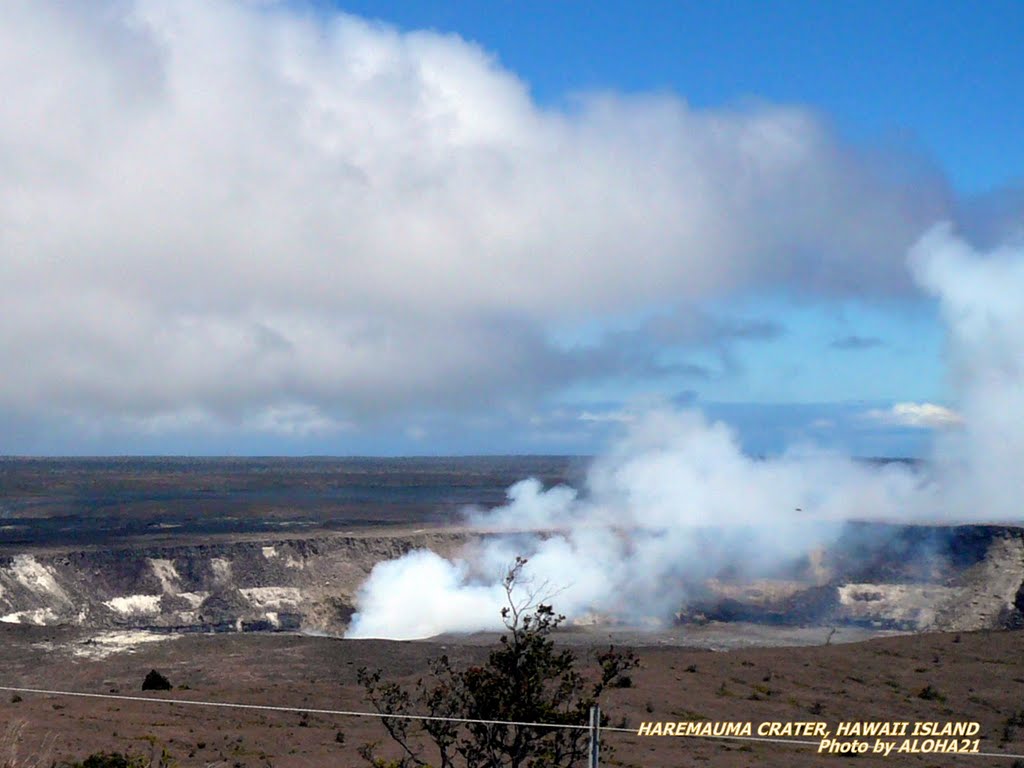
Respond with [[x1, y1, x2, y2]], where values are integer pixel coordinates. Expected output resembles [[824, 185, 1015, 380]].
[[3, 685, 1024, 762]]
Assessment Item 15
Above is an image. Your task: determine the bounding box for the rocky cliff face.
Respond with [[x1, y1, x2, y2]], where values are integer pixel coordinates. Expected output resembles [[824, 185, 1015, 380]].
[[0, 530, 469, 635], [678, 524, 1024, 632], [2, 523, 1023, 637]]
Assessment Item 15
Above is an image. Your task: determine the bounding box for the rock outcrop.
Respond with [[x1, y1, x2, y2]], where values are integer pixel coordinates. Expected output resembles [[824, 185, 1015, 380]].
[[0, 530, 469, 635], [2, 523, 1024, 636], [678, 523, 1024, 632]]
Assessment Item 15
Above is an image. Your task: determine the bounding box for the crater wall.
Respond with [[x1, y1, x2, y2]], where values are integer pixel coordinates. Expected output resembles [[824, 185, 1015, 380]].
[[2, 523, 1023, 636], [0, 530, 469, 635]]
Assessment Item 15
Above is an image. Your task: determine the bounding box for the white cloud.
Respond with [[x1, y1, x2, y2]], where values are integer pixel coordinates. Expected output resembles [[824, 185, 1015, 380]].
[[577, 409, 635, 424], [243, 403, 350, 437], [863, 402, 964, 429], [0, 1, 951, 439]]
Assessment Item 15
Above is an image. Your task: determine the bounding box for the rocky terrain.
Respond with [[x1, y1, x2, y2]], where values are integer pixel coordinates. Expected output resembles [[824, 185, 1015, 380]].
[[681, 523, 1024, 633], [1, 521, 1023, 637], [6, 456, 1024, 638], [0, 528, 471, 634]]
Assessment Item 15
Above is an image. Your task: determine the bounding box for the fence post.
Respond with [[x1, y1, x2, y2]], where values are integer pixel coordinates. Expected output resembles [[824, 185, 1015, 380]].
[[588, 704, 600, 768]]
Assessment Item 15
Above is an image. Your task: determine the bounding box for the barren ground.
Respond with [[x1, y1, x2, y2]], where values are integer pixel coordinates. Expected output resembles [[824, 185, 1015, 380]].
[[4, 623, 1024, 768]]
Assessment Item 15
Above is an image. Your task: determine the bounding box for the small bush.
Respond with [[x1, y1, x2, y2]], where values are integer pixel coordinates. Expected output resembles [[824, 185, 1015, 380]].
[[141, 670, 172, 692], [357, 558, 639, 768], [918, 684, 945, 702], [57, 752, 148, 768], [1003, 711, 1024, 742]]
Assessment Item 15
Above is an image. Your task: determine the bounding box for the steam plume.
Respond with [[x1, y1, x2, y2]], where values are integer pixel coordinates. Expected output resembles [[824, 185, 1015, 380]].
[[910, 225, 1024, 520], [346, 227, 1024, 639]]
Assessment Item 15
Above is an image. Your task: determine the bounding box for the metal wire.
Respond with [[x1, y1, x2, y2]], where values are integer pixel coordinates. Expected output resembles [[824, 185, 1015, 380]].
[[3, 684, 1024, 760]]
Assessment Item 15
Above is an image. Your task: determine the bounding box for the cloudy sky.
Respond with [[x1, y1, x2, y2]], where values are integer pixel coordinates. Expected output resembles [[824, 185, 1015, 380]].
[[1, 0, 1021, 456]]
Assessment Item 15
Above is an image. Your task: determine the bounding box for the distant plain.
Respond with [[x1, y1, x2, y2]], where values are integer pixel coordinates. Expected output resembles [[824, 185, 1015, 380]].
[[0, 457, 585, 549]]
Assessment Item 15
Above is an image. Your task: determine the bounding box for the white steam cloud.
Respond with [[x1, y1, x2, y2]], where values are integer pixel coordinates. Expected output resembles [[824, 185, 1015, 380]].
[[348, 410, 928, 639], [347, 227, 1024, 639], [911, 225, 1024, 521]]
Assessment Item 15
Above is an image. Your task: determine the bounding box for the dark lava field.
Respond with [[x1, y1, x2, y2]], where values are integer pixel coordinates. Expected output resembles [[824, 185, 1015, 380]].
[[0, 456, 585, 549]]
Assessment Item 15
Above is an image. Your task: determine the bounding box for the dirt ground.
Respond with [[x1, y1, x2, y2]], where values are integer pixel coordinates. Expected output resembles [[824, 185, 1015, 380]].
[[3, 623, 1024, 767]]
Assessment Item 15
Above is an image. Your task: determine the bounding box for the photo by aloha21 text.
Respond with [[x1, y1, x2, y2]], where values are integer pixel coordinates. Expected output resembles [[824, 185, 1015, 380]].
[[637, 719, 984, 757]]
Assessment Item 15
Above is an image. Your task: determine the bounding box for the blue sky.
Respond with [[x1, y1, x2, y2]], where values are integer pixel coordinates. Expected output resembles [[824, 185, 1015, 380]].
[[331, 0, 1023, 194], [318, 0, 1014, 456], [1, 1, 1021, 457]]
